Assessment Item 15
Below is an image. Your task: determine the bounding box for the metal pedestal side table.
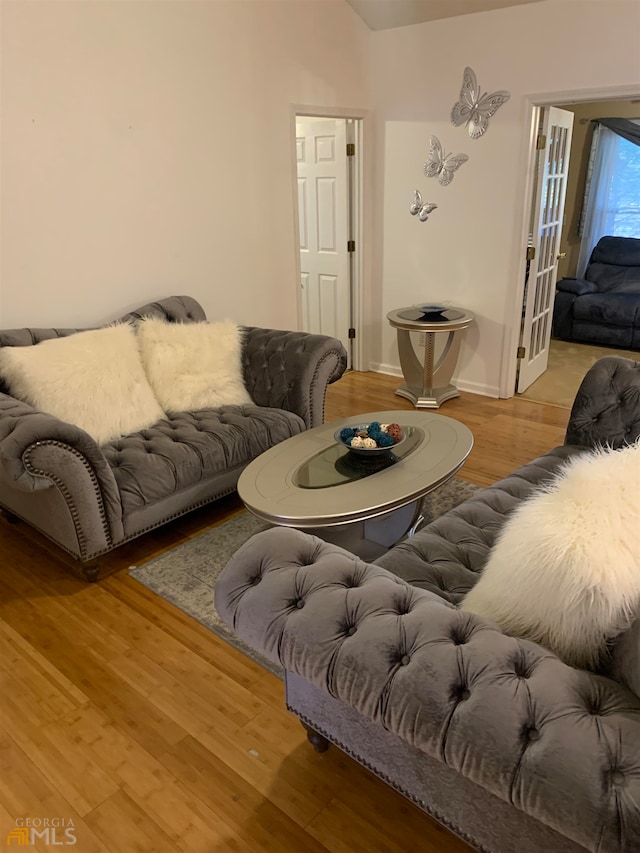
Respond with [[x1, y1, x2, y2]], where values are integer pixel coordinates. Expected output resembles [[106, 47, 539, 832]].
[[387, 306, 475, 408]]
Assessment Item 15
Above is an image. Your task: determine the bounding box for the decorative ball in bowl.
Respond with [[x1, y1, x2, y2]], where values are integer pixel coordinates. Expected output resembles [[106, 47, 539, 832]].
[[334, 421, 405, 456]]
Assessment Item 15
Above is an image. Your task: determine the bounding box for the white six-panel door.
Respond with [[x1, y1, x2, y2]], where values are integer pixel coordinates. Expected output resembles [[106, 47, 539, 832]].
[[518, 106, 574, 393], [296, 118, 351, 357]]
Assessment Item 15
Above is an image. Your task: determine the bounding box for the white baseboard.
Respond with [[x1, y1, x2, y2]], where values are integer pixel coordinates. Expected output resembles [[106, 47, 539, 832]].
[[374, 362, 403, 378], [371, 363, 499, 399]]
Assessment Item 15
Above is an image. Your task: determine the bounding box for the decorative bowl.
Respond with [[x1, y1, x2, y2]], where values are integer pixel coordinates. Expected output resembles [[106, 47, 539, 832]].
[[417, 303, 448, 314], [416, 303, 450, 320], [334, 422, 406, 456]]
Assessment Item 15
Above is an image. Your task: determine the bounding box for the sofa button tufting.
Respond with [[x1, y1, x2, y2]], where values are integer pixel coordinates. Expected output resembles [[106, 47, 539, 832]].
[[527, 728, 540, 742], [611, 771, 625, 786], [400, 655, 410, 666], [250, 575, 262, 586], [347, 626, 357, 636], [296, 599, 305, 609], [460, 688, 471, 700]]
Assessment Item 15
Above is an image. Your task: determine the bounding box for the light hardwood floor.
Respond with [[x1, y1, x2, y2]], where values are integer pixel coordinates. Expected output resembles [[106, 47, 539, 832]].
[[0, 372, 571, 853]]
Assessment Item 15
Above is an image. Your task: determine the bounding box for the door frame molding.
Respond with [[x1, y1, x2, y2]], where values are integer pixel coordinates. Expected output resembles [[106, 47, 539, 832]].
[[500, 83, 640, 398], [290, 104, 371, 371]]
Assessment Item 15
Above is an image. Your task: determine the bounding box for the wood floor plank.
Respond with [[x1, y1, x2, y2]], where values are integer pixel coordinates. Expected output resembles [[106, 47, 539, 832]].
[[106, 647, 259, 740], [0, 570, 131, 662], [0, 620, 88, 711], [84, 789, 177, 853], [0, 734, 109, 852], [46, 703, 200, 802], [0, 373, 573, 852], [196, 724, 330, 827], [0, 598, 186, 758], [159, 734, 331, 852], [306, 796, 421, 853], [325, 764, 474, 853], [0, 705, 119, 817], [43, 706, 252, 852]]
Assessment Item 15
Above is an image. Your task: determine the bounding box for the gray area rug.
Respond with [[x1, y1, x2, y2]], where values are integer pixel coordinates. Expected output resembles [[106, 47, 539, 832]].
[[130, 477, 480, 677]]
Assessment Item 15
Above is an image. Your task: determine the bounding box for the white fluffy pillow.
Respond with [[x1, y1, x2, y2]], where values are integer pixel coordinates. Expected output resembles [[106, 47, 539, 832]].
[[0, 324, 165, 445], [136, 318, 252, 413], [461, 442, 640, 669]]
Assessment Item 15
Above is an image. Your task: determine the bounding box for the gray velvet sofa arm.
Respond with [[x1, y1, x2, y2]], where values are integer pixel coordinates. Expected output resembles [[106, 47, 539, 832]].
[[215, 526, 640, 853], [0, 393, 123, 544], [565, 356, 640, 449], [556, 277, 598, 296], [241, 328, 347, 428], [0, 394, 117, 491]]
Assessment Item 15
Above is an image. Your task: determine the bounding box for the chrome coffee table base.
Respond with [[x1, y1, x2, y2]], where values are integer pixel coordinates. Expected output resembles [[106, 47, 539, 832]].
[[306, 500, 421, 561]]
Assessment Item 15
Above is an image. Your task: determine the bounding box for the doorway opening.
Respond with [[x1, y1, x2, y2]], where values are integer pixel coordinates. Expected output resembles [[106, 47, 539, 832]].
[[509, 89, 640, 402], [293, 112, 364, 370]]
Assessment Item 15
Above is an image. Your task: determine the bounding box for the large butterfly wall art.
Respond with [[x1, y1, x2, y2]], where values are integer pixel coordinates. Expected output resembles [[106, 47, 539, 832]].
[[424, 136, 468, 187], [451, 66, 510, 140], [409, 190, 437, 222]]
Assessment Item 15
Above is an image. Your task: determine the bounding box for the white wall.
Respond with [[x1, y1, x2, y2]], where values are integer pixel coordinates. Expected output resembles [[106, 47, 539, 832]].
[[368, 0, 640, 397], [0, 0, 370, 328]]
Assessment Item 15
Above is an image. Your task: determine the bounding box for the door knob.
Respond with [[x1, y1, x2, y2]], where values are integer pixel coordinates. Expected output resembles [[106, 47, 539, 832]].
[[556, 252, 566, 260]]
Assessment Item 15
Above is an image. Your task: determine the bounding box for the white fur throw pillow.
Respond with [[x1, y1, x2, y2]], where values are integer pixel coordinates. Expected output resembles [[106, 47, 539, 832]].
[[461, 442, 640, 669], [0, 324, 165, 445], [136, 318, 252, 413]]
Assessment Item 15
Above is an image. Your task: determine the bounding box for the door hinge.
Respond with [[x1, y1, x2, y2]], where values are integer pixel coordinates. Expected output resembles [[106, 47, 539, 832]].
[[536, 133, 547, 150], [348, 327, 356, 339], [526, 246, 536, 261], [517, 346, 526, 359], [346, 143, 355, 156], [347, 240, 355, 252]]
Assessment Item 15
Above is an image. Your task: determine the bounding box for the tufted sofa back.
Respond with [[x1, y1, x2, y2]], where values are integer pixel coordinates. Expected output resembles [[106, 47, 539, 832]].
[[0, 295, 206, 396], [564, 356, 640, 449], [0, 295, 205, 351]]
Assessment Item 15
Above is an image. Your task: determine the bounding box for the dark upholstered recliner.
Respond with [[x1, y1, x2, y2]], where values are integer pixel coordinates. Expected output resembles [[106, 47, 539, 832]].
[[553, 235, 640, 349]]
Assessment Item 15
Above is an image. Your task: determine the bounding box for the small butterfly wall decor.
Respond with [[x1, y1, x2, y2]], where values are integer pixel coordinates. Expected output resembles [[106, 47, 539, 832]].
[[451, 66, 510, 140], [424, 136, 468, 187], [409, 190, 437, 222]]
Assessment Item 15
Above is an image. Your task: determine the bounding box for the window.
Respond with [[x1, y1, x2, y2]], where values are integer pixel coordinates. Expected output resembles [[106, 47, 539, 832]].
[[577, 121, 640, 276], [609, 135, 640, 237]]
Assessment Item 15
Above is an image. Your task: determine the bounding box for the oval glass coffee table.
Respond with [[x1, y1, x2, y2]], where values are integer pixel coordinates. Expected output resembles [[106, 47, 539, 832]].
[[238, 410, 473, 560]]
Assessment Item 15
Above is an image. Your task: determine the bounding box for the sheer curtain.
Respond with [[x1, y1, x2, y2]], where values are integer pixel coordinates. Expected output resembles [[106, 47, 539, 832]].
[[577, 125, 621, 277], [577, 118, 640, 277]]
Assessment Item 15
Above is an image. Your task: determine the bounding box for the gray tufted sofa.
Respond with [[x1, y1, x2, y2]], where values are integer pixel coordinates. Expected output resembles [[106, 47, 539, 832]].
[[0, 295, 347, 580], [215, 356, 640, 853]]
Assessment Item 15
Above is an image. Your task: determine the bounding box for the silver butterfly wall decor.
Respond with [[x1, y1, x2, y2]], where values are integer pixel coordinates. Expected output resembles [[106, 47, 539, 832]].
[[451, 66, 510, 139], [409, 190, 437, 222], [424, 136, 468, 187]]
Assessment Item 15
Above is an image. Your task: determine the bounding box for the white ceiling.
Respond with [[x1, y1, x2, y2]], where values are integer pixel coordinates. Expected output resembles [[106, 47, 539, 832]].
[[344, 0, 546, 30]]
